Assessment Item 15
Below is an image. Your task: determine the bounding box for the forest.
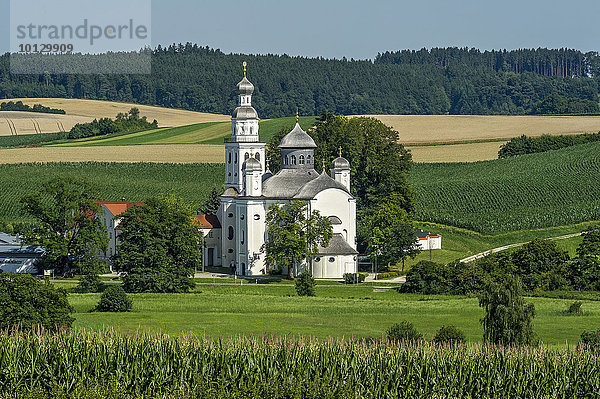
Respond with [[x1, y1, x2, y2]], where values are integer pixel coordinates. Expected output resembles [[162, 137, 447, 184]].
[[1, 46, 600, 118]]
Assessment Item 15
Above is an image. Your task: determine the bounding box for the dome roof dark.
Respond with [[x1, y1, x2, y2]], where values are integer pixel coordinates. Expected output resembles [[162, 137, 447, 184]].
[[237, 76, 254, 95], [242, 157, 262, 172], [331, 157, 350, 170]]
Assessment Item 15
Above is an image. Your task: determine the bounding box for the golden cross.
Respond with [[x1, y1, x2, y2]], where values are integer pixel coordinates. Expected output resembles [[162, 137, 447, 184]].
[[338, 146, 342, 158]]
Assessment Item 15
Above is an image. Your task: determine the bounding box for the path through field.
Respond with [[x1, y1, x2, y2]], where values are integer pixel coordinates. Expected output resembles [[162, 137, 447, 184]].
[[460, 232, 584, 263]]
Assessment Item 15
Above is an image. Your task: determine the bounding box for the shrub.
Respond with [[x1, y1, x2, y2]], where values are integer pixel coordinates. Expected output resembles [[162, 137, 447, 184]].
[[433, 325, 466, 345], [74, 274, 105, 293], [343, 273, 367, 284], [568, 301, 583, 314], [386, 321, 423, 343], [579, 329, 600, 350], [295, 271, 315, 296], [95, 286, 132, 312], [0, 273, 73, 331], [376, 271, 403, 280]]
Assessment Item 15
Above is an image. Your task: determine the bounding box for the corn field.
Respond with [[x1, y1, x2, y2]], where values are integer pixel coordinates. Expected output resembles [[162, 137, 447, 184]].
[[0, 329, 598, 398], [411, 141, 600, 233], [0, 162, 224, 223]]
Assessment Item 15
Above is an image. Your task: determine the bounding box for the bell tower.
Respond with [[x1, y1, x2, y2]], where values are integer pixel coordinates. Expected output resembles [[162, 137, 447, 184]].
[[224, 62, 266, 193]]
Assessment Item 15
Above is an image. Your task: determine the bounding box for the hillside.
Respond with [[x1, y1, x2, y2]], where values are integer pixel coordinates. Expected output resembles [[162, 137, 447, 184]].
[[1, 98, 229, 136], [2, 46, 600, 118], [410, 141, 600, 233], [0, 111, 92, 136]]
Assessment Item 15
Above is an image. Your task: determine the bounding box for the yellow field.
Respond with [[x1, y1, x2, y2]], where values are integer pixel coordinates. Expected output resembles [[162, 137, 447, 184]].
[[0, 144, 224, 164], [0, 111, 93, 136], [2, 98, 230, 134], [406, 141, 506, 163], [361, 115, 600, 144]]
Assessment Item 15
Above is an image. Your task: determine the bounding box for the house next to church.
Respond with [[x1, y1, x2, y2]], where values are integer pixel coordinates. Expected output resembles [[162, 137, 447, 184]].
[[202, 63, 358, 278]]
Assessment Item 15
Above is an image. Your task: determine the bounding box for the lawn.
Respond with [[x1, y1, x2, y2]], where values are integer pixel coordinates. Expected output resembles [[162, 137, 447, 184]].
[[66, 284, 600, 345]]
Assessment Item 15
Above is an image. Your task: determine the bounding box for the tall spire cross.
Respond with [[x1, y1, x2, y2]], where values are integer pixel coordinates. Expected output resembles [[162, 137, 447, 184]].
[[322, 159, 326, 173], [338, 146, 342, 158], [243, 61, 247, 77], [296, 109, 299, 123]]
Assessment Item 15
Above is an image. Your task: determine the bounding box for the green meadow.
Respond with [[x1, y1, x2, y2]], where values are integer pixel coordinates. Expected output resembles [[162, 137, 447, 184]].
[[64, 284, 600, 345]]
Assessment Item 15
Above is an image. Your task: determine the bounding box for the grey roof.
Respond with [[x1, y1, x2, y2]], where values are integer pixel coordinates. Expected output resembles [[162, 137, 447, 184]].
[[242, 157, 261, 172], [318, 234, 358, 255], [294, 171, 350, 198], [261, 169, 351, 199], [262, 168, 319, 198], [221, 187, 240, 198], [232, 106, 258, 120], [331, 157, 350, 170], [237, 76, 254, 95], [328, 216, 343, 225], [262, 170, 273, 182], [279, 123, 317, 149]]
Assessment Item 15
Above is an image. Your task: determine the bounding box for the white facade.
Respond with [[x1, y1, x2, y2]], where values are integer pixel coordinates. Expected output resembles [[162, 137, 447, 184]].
[[215, 66, 358, 278], [415, 230, 442, 251]]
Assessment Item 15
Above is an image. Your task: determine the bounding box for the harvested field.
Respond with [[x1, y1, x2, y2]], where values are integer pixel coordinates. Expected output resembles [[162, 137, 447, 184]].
[[0, 144, 224, 164], [4, 98, 230, 128], [0, 111, 92, 136], [361, 115, 600, 144], [407, 141, 506, 163]]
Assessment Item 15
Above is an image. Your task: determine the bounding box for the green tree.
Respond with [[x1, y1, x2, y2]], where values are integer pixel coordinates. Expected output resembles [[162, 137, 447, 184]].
[[570, 225, 600, 290], [0, 273, 74, 331], [20, 177, 108, 276], [433, 325, 466, 345], [511, 238, 570, 291], [295, 271, 316, 296], [386, 321, 423, 343], [366, 195, 420, 269], [199, 186, 222, 215], [263, 201, 332, 279], [95, 286, 133, 312], [479, 275, 536, 346], [114, 195, 202, 293]]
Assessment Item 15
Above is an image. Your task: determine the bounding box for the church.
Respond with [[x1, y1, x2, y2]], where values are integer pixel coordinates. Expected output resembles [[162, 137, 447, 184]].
[[201, 63, 358, 278]]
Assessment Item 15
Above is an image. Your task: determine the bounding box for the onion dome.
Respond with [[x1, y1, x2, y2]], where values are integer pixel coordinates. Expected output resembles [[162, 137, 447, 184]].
[[242, 157, 261, 172], [237, 76, 254, 95], [279, 123, 317, 149], [232, 106, 258, 119], [331, 157, 350, 170]]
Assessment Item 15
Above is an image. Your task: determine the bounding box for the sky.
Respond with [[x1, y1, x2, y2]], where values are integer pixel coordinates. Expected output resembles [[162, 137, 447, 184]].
[[1, 0, 600, 60]]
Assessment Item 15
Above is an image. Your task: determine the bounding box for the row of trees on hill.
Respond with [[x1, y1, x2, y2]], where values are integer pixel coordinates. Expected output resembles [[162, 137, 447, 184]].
[[1, 45, 600, 117], [498, 132, 600, 158], [68, 107, 158, 139]]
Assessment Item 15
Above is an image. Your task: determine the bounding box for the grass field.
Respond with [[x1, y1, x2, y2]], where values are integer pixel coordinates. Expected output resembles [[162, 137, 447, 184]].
[[411, 141, 600, 233], [4, 98, 230, 128], [64, 284, 600, 345], [364, 114, 600, 144]]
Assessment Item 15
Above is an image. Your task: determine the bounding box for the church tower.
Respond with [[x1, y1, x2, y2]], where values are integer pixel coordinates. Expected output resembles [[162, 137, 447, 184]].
[[224, 62, 266, 193]]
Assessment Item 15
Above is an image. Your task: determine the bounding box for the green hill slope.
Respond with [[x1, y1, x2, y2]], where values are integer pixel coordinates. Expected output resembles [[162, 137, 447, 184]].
[[410, 141, 600, 233]]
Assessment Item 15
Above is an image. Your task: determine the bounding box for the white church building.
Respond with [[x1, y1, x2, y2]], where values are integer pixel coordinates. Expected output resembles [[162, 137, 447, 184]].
[[203, 63, 358, 278]]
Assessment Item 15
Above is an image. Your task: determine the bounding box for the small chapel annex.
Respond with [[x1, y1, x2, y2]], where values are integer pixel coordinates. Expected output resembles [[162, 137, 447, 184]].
[[202, 63, 358, 278]]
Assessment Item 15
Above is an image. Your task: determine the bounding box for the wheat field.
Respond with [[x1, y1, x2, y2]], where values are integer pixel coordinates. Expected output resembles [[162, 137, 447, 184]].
[[1, 98, 230, 135], [363, 114, 600, 144], [0, 144, 225, 164], [406, 141, 507, 163], [0, 111, 94, 136]]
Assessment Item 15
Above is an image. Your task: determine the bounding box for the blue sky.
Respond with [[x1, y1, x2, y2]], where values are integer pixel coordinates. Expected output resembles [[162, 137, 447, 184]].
[[2, 0, 600, 59]]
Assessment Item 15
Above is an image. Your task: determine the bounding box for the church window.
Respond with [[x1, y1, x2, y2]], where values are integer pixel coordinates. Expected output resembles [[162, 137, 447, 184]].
[[329, 257, 335, 263], [255, 152, 260, 161], [241, 230, 245, 245], [254, 214, 260, 220], [284, 156, 288, 165], [228, 152, 232, 164], [240, 214, 244, 220], [299, 155, 305, 165], [228, 249, 233, 253], [314, 257, 321, 262], [291, 155, 296, 165], [307, 155, 312, 164], [235, 153, 238, 164], [228, 213, 234, 218], [228, 226, 234, 240], [245, 152, 249, 160]]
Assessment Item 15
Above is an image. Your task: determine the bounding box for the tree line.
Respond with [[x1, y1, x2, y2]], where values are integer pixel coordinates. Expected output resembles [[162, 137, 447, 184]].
[[1, 45, 600, 117], [0, 100, 65, 114], [498, 132, 600, 158]]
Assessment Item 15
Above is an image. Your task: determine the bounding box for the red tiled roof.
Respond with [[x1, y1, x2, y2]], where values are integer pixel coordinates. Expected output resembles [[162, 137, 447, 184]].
[[95, 201, 144, 217], [195, 214, 221, 229]]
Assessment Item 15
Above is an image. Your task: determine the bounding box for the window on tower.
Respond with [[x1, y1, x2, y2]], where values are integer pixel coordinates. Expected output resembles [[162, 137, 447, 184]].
[[245, 152, 249, 160], [228, 226, 234, 240], [255, 152, 260, 161], [228, 152, 232, 164], [284, 156, 288, 165], [291, 155, 297, 165], [307, 155, 312, 164], [235, 153, 238, 164], [299, 155, 305, 165]]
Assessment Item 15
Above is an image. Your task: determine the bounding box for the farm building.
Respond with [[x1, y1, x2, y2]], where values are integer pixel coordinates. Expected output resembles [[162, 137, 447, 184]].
[[0, 233, 45, 274], [415, 229, 442, 250]]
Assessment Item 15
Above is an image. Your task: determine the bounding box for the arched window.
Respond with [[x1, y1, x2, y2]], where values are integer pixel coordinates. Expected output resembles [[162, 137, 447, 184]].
[[241, 230, 245, 245], [245, 152, 249, 160], [228, 152, 232, 164], [228, 226, 234, 240], [307, 155, 312, 164], [255, 152, 260, 161], [235, 153, 238, 164], [299, 155, 305, 165], [284, 156, 288, 165], [291, 155, 297, 165]]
